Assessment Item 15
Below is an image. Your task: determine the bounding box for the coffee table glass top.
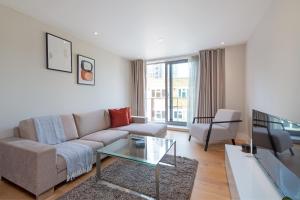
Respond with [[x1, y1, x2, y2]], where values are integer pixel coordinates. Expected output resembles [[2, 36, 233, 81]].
[[97, 135, 176, 166]]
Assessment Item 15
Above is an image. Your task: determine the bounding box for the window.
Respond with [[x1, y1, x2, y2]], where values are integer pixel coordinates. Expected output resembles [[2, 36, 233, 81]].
[[146, 59, 189, 126], [156, 89, 161, 98], [178, 111, 183, 119], [151, 90, 155, 98], [147, 65, 163, 79], [173, 110, 183, 120], [162, 89, 165, 98], [178, 88, 188, 98], [151, 89, 164, 98], [174, 111, 178, 118], [154, 67, 162, 79], [146, 63, 166, 123], [162, 111, 166, 119], [155, 111, 161, 119], [153, 110, 166, 121]]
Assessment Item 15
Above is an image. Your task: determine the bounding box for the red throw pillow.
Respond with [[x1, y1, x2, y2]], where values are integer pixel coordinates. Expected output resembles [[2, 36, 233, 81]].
[[109, 108, 130, 128]]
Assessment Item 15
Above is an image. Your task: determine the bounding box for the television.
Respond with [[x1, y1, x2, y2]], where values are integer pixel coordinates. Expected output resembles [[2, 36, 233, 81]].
[[252, 109, 300, 199]]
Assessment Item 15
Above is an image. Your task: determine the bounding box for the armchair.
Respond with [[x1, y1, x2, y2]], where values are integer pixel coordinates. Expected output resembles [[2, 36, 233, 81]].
[[189, 109, 242, 151]]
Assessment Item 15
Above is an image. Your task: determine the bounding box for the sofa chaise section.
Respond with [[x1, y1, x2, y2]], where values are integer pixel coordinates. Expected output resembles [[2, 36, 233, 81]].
[[103, 110, 167, 138], [112, 123, 167, 138]]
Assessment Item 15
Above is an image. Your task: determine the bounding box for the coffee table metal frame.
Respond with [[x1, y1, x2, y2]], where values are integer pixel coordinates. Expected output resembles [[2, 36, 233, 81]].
[[96, 137, 176, 200]]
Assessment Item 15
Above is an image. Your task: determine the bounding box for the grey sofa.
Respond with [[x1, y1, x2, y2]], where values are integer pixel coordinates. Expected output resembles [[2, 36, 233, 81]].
[[0, 109, 167, 199]]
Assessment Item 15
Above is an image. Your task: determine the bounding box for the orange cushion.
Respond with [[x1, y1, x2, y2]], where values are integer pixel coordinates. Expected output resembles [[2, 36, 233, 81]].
[[109, 108, 130, 128]]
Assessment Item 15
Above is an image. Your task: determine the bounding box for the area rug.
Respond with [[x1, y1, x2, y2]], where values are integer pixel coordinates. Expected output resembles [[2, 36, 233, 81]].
[[58, 155, 198, 200]]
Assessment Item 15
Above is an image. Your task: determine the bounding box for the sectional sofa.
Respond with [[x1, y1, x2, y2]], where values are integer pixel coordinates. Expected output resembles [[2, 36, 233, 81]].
[[0, 109, 167, 199]]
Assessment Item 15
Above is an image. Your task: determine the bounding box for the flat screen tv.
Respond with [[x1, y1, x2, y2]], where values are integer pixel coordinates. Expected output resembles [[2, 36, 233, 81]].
[[252, 109, 300, 199]]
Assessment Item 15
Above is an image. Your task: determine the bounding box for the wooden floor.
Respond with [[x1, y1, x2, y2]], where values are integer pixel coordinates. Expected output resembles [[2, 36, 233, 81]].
[[0, 131, 232, 200]]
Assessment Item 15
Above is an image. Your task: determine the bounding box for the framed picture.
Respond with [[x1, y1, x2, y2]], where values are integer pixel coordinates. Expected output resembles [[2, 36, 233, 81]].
[[46, 33, 72, 73], [77, 55, 95, 85]]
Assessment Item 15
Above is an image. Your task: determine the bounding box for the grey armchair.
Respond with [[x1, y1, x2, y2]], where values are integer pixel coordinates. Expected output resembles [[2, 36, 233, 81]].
[[189, 109, 242, 151]]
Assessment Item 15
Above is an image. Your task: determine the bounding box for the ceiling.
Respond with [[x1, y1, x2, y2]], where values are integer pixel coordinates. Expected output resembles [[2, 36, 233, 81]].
[[0, 0, 273, 60]]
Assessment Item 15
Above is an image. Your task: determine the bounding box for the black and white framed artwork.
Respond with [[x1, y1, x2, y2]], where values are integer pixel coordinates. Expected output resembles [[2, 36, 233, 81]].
[[46, 33, 72, 73]]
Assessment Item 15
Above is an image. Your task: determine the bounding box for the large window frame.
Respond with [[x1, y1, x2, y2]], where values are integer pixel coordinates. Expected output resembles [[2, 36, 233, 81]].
[[167, 59, 188, 126], [146, 59, 189, 126]]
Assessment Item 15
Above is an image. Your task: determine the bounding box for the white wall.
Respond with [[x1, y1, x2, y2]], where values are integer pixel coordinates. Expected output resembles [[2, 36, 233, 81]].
[[246, 0, 300, 130], [0, 6, 131, 138], [225, 44, 247, 140]]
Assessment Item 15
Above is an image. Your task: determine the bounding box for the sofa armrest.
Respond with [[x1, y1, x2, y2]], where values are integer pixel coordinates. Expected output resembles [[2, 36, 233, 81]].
[[131, 116, 148, 124], [0, 137, 57, 196]]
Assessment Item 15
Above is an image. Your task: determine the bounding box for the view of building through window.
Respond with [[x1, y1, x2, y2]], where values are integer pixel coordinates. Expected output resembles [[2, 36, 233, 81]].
[[146, 63, 166, 123], [146, 60, 190, 126]]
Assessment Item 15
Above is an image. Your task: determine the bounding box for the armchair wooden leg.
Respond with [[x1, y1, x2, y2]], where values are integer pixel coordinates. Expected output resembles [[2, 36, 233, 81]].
[[204, 140, 209, 151], [204, 123, 213, 152], [188, 135, 191, 141], [231, 139, 236, 145], [289, 148, 295, 156]]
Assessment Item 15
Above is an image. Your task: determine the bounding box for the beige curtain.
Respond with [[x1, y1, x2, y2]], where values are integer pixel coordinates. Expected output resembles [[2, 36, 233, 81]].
[[131, 60, 145, 116], [187, 55, 200, 127], [196, 49, 225, 123]]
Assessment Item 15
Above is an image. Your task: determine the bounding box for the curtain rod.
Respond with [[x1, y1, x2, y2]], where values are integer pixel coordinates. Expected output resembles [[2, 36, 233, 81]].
[[145, 46, 228, 64]]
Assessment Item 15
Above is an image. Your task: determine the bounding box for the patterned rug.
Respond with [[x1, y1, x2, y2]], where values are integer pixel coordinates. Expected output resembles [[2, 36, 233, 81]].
[[58, 155, 198, 200]]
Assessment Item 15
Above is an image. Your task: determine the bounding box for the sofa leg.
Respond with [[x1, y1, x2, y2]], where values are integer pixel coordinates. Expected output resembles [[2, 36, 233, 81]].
[[289, 148, 295, 156], [36, 187, 54, 200], [188, 135, 191, 141]]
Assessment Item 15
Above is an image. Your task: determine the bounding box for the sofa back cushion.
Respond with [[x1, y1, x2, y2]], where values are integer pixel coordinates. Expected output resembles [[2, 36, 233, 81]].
[[127, 107, 133, 123], [19, 119, 38, 141], [104, 110, 111, 126], [60, 114, 79, 141], [18, 114, 79, 141], [73, 109, 110, 138]]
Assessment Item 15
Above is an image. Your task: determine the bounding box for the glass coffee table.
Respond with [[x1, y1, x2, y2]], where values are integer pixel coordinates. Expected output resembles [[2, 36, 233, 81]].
[[96, 135, 176, 200]]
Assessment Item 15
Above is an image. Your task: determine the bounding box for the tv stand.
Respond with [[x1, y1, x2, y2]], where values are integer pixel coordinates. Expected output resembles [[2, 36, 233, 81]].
[[225, 145, 282, 199]]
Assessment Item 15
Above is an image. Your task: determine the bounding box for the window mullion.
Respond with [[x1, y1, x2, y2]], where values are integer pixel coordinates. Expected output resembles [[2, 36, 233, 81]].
[[164, 63, 168, 124]]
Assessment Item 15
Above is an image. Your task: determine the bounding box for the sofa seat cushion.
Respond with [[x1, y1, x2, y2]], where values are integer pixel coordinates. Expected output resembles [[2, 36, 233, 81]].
[[81, 130, 129, 145], [111, 123, 167, 138], [56, 140, 104, 173]]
